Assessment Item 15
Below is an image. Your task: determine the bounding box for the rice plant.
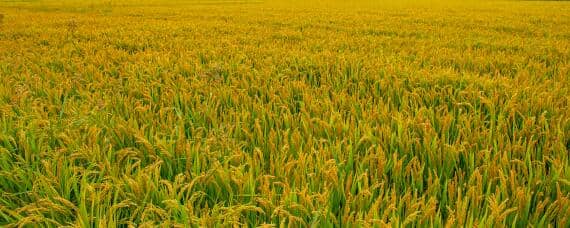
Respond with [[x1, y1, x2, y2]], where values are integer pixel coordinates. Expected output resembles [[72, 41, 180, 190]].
[[0, 0, 569, 227]]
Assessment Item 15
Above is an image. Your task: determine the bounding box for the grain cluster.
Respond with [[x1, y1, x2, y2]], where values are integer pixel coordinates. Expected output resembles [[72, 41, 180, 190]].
[[0, 0, 569, 227]]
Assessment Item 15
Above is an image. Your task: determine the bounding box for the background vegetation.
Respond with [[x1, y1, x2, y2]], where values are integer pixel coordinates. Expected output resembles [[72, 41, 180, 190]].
[[0, 0, 569, 226]]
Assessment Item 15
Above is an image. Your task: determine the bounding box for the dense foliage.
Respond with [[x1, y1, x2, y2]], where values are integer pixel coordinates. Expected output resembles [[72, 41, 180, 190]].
[[0, 0, 569, 227]]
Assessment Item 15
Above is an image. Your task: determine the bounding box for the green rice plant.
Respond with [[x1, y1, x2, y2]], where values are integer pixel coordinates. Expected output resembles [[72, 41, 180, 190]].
[[0, 0, 569, 227]]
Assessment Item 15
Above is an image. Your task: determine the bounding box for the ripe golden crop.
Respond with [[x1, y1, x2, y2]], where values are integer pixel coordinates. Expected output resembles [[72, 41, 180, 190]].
[[0, 0, 569, 227]]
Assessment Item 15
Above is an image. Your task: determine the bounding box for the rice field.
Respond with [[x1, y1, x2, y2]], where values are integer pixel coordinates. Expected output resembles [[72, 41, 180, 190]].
[[0, 0, 569, 227]]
